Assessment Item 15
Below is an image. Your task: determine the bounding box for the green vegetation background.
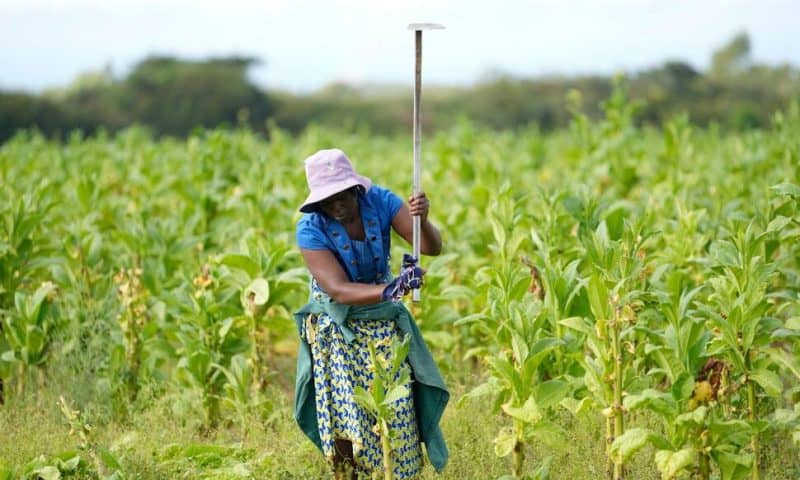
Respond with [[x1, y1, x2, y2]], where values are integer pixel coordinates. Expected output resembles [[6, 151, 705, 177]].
[[1, 91, 799, 477], [2, 33, 798, 142]]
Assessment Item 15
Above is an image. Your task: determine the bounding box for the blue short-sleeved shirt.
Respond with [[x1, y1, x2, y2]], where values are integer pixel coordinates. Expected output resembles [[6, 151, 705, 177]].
[[296, 185, 403, 284]]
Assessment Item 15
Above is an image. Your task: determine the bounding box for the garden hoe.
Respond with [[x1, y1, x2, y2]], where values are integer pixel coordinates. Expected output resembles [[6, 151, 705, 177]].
[[408, 22, 444, 302]]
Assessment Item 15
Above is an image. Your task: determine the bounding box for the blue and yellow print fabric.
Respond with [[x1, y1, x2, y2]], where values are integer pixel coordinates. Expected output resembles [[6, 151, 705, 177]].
[[302, 283, 423, 478]]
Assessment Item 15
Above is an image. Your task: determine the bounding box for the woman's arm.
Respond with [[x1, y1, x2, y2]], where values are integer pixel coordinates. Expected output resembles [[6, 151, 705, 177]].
[[300, 248, 386, 305], [391, 192, 442, 256]]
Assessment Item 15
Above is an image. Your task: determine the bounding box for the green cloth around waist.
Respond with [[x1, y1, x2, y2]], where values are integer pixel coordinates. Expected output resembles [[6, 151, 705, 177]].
[[293, 298, 450, 472]]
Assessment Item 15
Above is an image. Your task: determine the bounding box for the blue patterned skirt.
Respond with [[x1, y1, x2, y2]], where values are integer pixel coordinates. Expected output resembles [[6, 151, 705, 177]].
[[302, 284, 423, 478]]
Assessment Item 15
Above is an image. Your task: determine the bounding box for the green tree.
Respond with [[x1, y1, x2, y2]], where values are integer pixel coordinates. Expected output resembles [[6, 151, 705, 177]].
[[711, 32, 752, 77], [123, 56, 273, 136]]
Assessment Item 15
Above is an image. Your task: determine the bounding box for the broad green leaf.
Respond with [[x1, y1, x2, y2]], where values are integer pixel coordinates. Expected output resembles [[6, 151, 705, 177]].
[[218, 253, 259, 278], [488, 356, 524, 399], [654, 448, 695, 480], [353, 386, 378, 416], [714, 451, 752, 480], [582, 362, 605, 400], [675, 405, 707, 427], [242, 278, 269, 317], [493, 427, 517, 458], [87, 232, 103, 265], [55, 453, 82, 472], [708, 419, 752, 446], [31, 466, 60, 480], [489, 215, 507, 252], [709, 240, 739, 268], [26, 327, 46, 362], [771, 182, 800, 198], [767, 215, 792, 233], [15, 292, 27, 319], [610, 428, 656, 463], [453, 312, 488, 326], [502, 396, 542, 424], [750, 368, 783, 398], [527, 337, 564, 367], [533, 380, 569, 410], [510, 331, 528, 366], [587, 274, 609, 321], [218, 317, 235, 341], [787, 317, 800, 330], [560, 396, 594, 416], [623, 389, 677, 417], [671, 373, 695, 402], [772, 328, 800, 340], [764, 347, 800, 380], [31, 282, 56, 314], [603, 202, 629, 240], [527, 420, 567, 450], [559, 316, 593, 337], [458, 380, 502, 407], [382, 385, 409, 407]]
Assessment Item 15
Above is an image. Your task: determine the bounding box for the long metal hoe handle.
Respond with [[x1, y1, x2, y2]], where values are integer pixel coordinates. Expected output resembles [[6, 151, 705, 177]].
[[412, 29, 422, 302], [408, 23, 442, 303]]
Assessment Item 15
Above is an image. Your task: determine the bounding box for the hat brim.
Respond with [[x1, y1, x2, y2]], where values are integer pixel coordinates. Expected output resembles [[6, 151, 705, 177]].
[[299, 175, 372, 213]]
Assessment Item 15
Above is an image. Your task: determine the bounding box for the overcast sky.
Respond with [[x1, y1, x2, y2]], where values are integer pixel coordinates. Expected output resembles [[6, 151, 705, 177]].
[[1, 0, 798, 93]]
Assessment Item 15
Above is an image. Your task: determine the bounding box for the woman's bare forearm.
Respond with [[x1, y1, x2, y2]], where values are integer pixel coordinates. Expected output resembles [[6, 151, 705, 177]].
[[420, 219, 442, 256], [324, 282, 386, 306]]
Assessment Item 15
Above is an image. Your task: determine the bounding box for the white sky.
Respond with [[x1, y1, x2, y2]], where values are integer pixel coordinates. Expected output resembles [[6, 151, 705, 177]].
[[1, 0, 798, 93]]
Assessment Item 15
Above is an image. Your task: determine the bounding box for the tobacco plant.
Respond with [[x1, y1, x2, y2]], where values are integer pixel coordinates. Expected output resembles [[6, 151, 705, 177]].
[[561, 217, 653, 480], [0, 281, 60, 400], [168, 262, 251, 428], [698, 221, 784, 480], [462, 206, 570, 480], [353, 335, 412, 480], [0, 189, 59, 404]]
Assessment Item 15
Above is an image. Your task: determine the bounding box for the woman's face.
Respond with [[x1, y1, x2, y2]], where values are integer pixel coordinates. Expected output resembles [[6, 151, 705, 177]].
[[318, 189, 358, 223]]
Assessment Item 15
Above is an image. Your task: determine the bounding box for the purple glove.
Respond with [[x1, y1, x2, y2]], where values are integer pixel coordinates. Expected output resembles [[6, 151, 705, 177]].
[[381, 254, 425, 302]]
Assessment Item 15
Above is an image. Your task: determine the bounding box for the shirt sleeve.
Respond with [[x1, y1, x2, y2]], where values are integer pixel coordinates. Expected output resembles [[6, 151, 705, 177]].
[[373, 185, 404, 228], [296, 216, 329, 250]]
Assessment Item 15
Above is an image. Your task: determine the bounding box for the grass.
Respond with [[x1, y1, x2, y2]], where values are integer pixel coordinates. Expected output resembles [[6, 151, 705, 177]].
[[2, 365, 798, 479]]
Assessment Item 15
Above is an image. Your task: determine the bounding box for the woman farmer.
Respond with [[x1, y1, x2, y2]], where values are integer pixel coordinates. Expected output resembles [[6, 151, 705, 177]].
[[293, 148, 449, 479]]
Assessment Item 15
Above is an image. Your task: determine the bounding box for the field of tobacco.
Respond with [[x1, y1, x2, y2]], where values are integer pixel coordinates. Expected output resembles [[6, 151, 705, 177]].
[[1, 87, 799, 479]]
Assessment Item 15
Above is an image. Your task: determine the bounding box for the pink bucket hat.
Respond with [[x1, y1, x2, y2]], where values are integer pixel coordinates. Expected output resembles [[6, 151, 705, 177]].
[[299, 149, 372, 213]]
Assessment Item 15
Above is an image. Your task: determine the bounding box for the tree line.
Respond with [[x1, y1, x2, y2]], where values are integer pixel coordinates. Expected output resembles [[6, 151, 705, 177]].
[[1, 32, 798, 142]]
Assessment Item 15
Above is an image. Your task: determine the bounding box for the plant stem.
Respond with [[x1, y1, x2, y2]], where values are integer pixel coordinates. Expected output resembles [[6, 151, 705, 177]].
[[699, 450, 710, 480], [512, 439, 524, 480], [36, 367, 45, 409], [205, 386, 220, 428], [127, 322, 140, 402], [381, 419, 394, 480], [606, 415, 614, 479], [17, 363, 25, 399], [747, 380, 759, 480], [612, 310, 624, 480], [263, 328, 273, 389]]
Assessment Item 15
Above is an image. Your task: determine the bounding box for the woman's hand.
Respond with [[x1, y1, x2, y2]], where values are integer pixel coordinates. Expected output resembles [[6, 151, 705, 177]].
[[381, 254, 425, 302], [408, 192, 430, 223], [392, 191, 442, 256]]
